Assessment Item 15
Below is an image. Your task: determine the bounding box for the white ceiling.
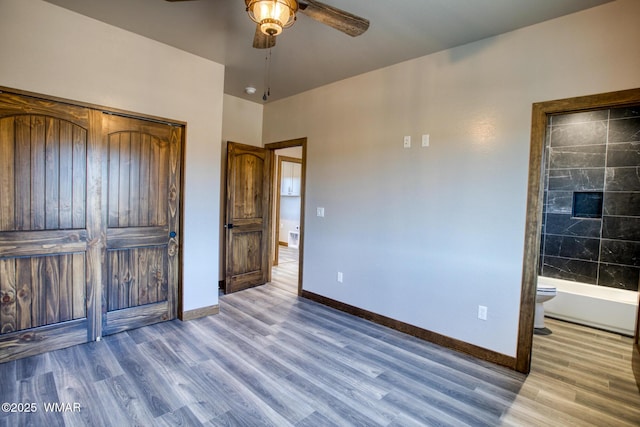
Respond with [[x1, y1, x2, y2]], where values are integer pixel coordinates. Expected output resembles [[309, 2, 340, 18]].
[[44, 0, 612, 103]]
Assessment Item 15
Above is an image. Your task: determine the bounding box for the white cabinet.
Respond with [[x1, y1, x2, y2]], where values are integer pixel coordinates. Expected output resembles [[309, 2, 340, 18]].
[[288, 230, 300, 249], [280, 161, 301, 196]]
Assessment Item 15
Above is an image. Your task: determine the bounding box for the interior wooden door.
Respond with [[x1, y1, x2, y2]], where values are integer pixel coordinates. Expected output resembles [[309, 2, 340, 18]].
[[225, 142, 271, 294], [0, 93, 101, 362], [102, 114, 182, 335]]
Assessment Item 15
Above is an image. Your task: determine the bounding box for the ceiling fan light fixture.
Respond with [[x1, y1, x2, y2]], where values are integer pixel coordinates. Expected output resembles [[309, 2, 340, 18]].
[[246, 0, 298, 36]]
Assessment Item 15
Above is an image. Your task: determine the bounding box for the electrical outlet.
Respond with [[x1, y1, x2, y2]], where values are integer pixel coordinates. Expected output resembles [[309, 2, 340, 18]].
[[422, 134, 430, 147], [478, 305, 488, 321], [337, 272, 343, 283], [403, 135, 411, 148]]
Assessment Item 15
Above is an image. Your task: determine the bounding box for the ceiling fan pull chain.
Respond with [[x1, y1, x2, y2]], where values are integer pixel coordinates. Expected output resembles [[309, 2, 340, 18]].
[[267, 49, 272, 97], [263, 48, 272, 101], [263, 49, 268, 101]]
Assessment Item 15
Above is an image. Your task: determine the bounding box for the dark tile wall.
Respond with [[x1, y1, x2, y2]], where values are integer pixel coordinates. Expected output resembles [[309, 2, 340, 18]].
[[540, 106, 640, 291]]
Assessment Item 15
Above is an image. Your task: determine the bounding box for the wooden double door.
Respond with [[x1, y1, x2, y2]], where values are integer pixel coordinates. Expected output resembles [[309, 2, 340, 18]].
[[0, 91, 182, 362]]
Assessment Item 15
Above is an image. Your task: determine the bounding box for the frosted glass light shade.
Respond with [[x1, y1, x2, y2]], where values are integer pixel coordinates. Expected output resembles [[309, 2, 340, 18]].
[[246, 0, 298, 36]]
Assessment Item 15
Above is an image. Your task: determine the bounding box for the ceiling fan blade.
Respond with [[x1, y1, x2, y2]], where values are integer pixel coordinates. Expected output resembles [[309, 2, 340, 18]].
[[298, 0, 369, 37], [253, 24, 276, 49]]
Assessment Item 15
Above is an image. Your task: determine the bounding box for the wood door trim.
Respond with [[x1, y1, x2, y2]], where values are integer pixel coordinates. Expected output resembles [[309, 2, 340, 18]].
[[518, 87, 640, 374], [0, 318, 88, 363], [0, 230, 88, 257], [279, 156, 302, 164], [0, 86, 186, 127], [265, 139, 307, 296], [103, 301, 170, 335], [106, 227, 169, 249], [87, 109, 105, 341]]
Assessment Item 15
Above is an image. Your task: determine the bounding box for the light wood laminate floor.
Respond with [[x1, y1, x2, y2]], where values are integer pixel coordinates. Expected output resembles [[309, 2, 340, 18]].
[[271, 245, 299, 295], [1, 271, 638, 425]]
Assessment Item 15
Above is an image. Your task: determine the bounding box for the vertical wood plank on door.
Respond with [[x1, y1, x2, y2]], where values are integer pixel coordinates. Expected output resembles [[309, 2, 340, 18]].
[[30, 116, 46, 230], [147, 249, 158, 304], [138, 134, 151, 226], [58, 254, 72, 322], [30, 257, 46, 328], [72, 126, 86, 230], [108, 251, 119, 312], [129, 133, 141, 227], [148, 248, 163, 304], [157, 140, 168, 226], [149, 137, 160, 226], [15, 116, 31, 230], [168, 130, 179, 221], [86, 108, 104, 341], [0, 117, 15, 231], [118, 250, 130, 309], [45, 255, 60, 325], [118, 133, 131, 228], [108, 134, 120, 229], [129, 248, 139, 308], [71, 253, 85, 320], [158, 249, 168, 302], [167, 127, 181, 316], [58, 121, 73, 229], [0, 259, 17, 334], [138, 248, 149, 305], [15, 258, 32, 331], [45, 118, 60, 230]]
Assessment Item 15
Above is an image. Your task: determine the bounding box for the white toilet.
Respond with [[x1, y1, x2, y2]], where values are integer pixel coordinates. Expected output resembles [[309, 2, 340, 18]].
[[535, 284, 557, 332]]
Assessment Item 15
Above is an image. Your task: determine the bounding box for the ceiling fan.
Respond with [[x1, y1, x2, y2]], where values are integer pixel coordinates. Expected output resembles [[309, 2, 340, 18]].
[[166, 0, 370, 49]]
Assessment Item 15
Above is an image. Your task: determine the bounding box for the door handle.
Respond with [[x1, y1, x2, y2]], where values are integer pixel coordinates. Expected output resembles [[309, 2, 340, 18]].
[[224, 223, 234, 229]]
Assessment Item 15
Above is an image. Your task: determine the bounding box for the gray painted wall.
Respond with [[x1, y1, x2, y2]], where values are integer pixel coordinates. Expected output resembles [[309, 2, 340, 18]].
[[262, 0, 640, 357]]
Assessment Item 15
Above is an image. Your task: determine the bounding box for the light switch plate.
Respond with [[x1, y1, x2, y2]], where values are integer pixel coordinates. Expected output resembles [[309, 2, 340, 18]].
[[422, 134, 430, 147], [403, 135, 411, 148], [478, 305, 488, 320], [317, 207, 325, 217]]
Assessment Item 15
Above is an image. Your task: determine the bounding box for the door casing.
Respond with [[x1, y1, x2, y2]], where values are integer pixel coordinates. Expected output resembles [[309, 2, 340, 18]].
[[518, 87, 640, 373], [265, 138, 306, 295]]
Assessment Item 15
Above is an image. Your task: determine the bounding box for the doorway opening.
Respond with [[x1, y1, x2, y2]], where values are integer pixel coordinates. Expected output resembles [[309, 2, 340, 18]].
[[518, 88, 640, 374], [266, 138, 306, 296]]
